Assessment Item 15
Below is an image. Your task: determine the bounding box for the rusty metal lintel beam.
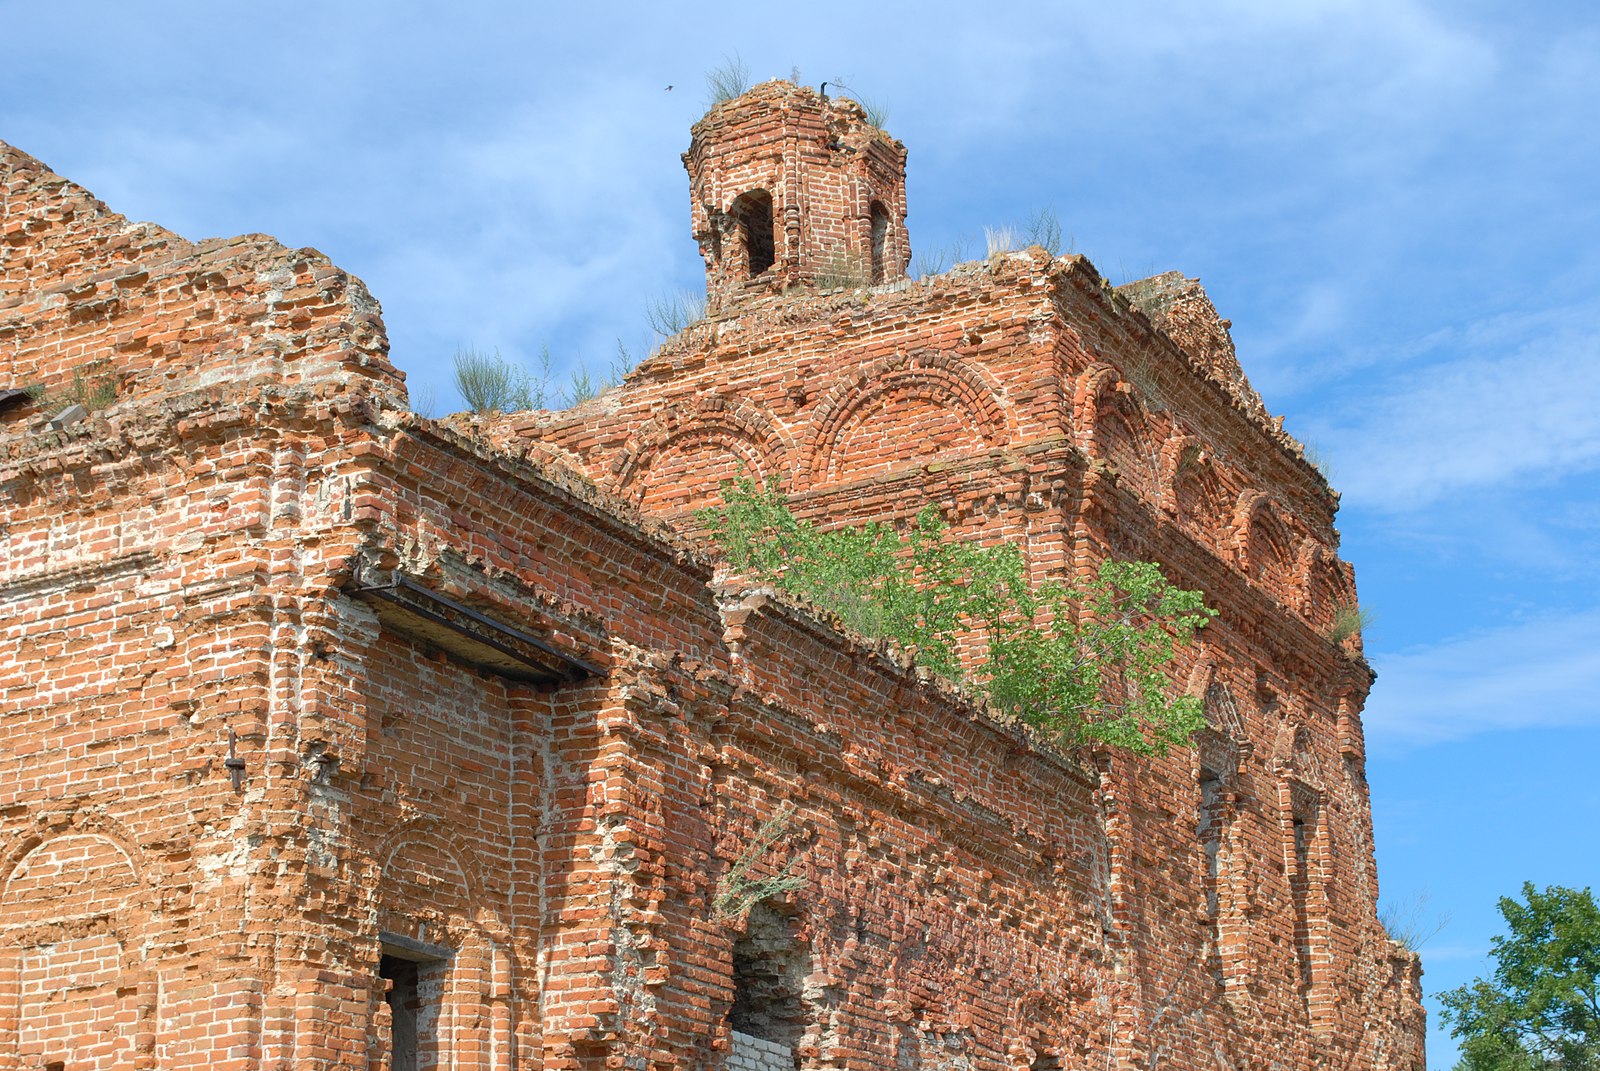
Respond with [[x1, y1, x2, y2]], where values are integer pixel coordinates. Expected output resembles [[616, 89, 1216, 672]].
[[350, 573, 601, 683]]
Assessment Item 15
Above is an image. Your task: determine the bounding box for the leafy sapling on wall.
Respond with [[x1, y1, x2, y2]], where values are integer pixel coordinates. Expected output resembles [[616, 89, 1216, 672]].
[[698, 477, 1215, 755]]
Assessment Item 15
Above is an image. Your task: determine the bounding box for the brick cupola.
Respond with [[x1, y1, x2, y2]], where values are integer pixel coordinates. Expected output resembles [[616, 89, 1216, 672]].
[[683, 80, 910, 310]]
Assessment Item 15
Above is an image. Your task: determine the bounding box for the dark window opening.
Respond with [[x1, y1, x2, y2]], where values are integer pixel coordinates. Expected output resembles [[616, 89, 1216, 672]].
[[1198, 766, 1226, 985], [1291, 815, 1313, 992], [870, 202, 891, 284], [732, 190, 776, 278], [1198, 768, 1224, 914], [45, 1063, 65, 1071], [0, 388, 31, 418], [729, 902, 807, 1052], [380, 955, 422, 1071], [378, 937, 449, 1071]]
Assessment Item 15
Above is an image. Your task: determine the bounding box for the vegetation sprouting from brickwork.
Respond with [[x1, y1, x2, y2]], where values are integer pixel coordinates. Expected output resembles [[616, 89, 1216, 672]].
[[700, 477, 1215, 755], [25, 358, 118, 415], [714, 802, 807, 920], [812, 250, 870, 291], [451, 285, 722, 415], [452, 346, 629, 413], [705, 55, 752, 106], [644, 290, 708, 340], [910, 208, 1070, 279], [1328, 602, 1374, 645], [1024, 207, 1067, 257], [1378, 889, 1450, 952]]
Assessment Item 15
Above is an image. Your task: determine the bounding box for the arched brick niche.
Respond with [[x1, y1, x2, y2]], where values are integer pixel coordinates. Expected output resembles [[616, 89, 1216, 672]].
[[614, 397, 793, 515], [1167, 438, 1231, 540], [372, 825, 505, 1071], [1095, 395, 1159, 497], [806, 351, 1009, 487], [1076, 365, 1162, 499], [1298, 544, 1354, 637], [1235, 494, 1304, 600], [0, 832, 154, 1071]]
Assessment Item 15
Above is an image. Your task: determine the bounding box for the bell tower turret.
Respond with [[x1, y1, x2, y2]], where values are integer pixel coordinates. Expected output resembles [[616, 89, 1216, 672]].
[[683, 81, 910, 310]]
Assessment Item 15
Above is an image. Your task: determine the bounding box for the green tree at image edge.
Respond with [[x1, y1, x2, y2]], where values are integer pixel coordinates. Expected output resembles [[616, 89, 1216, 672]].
[[1441, 883, 1600, 1071]]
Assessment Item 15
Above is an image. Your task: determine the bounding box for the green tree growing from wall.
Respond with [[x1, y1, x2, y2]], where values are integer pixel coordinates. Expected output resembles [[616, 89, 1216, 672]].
[[698, 477, 1215, 755]]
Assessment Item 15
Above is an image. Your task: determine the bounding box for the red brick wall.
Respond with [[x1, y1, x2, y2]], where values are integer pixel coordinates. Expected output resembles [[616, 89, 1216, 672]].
[[686, 83, 910, 310], [0, 143, 403, 419], [1, 84, 1425, 1071], [492, 83, 1422, 1070]]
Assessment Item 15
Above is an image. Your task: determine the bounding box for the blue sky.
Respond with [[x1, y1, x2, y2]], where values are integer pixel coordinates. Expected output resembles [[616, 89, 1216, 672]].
[[5, 2, 1597, 1063]]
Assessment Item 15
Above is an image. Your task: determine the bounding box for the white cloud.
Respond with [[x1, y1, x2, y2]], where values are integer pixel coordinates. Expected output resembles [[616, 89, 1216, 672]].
[[1414, 942, 1489, 964], [1243, 283, 1355, 392], [1364, 611, 1600, 751], [357, 83, 702, 406], [1308, 307, 1600, 512]]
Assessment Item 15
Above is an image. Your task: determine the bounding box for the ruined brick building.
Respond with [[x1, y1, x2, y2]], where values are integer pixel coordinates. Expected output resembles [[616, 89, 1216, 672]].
[[0, 81, 1425, 1070]]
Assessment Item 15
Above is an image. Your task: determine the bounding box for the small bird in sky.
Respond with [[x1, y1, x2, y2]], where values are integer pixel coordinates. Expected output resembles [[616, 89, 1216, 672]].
[[665, 85, 673, 91]]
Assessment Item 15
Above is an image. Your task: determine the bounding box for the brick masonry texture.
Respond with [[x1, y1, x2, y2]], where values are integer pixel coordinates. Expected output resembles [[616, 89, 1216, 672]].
[[728, 1031, 793, 1071], [0, 79, 1425, 1071]]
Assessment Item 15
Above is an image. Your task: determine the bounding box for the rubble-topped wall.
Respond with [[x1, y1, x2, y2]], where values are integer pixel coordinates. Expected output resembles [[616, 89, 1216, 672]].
[[0, 92, 1425, 1071], [1117, 270, 1270, 426], [0, 140, 405, 428]]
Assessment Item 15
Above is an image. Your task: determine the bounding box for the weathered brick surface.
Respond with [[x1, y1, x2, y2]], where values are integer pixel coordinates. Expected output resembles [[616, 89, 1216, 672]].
[[728, 1030, 792, 1071], [686, 82, 909, 310], [0, 78, 1424, 1071]]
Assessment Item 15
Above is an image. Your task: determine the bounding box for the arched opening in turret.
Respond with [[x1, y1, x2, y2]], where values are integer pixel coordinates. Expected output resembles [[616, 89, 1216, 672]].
[[869, 201, 891, 284], [732, 190, 776, 278]]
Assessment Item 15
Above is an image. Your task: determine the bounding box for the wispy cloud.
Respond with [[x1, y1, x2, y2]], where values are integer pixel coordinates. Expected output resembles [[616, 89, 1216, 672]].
[[1365, 611, 1600, 751], [1306, 304, 1600, 512], [359, 84, 702, 403], [1416, 943, 1489, 964]]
